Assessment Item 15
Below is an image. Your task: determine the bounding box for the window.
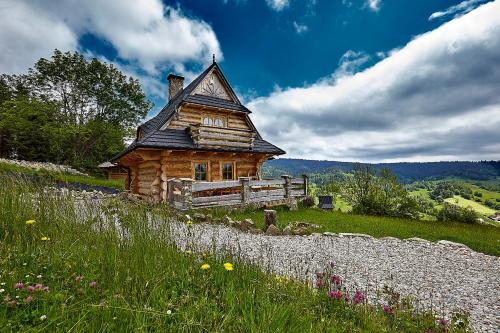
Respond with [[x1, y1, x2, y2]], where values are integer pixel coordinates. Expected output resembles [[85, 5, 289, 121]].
[[214, 118, 225, 127], [222, 162, 234, 180], [194, 162, 208, 181], [202, 117, 213, 126]]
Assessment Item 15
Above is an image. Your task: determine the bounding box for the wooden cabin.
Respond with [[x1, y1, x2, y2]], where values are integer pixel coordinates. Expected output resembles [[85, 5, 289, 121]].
[[110, 60, 285, 203]]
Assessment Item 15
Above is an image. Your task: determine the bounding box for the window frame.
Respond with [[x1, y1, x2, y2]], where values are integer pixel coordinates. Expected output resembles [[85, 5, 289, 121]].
[[192, 161, 210, 181], [201, 114, 228, 128], [220, 161, 236, 181]]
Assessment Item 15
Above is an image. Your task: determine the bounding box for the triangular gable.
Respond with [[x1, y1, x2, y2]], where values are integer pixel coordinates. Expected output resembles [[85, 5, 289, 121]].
[[191, 66, 240, 103]]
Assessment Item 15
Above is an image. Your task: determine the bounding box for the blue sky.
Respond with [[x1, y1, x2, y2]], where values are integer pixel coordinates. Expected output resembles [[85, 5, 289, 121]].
[[1, 0, 499, 162]]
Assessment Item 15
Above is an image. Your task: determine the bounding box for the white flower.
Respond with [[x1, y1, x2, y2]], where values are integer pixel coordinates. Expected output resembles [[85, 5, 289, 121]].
[[166, 310, 172, 315], [15, 296, 19, 299], [0, 282, 5, 286], [37, 275, 42, 279], [25, 275, 30, 278], [0, 289, 5, 293], [23, 263, 27, 266], [40, 315, 47, 321]]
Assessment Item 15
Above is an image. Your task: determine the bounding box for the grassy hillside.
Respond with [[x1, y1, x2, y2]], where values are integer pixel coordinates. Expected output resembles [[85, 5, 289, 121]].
[[444, 195, 496, 216], [218, 207, 500, 256], [0, 177, 465, 332]]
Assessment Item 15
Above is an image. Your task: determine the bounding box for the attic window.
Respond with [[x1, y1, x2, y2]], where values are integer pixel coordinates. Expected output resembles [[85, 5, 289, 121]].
[[202, 117, 213, 126], [202, 116, 225, 128]]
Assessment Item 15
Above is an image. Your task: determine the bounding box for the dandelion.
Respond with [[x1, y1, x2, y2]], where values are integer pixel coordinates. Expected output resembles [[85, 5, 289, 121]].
[[27, 285, 35, 293], [40, 314, 47, 321], [166, 310, 172, 315], [25, 220, 35, 225], [89, 281, 97, 288], [42, 286, 49, 293], [223, 262, 234, 271], [186, 220, 193, 226], [40, 236, 50, 241], [200, 263, 210, 270], [14, 282, 23, 289]]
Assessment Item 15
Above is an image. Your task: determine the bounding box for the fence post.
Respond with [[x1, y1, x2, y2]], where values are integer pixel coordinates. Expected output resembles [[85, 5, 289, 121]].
[[240, 177, 251, 206], [180, 178, 193, 210], [282, 175, 291, 198], [302, 174, 309, 196]]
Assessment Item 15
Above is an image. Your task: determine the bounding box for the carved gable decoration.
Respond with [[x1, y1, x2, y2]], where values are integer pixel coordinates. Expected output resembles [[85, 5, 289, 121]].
[[193, 70, 234, 101]]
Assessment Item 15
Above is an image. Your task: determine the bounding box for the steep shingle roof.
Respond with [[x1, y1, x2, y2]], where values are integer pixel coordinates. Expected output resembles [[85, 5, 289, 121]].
[[111, 62, 285, 162]]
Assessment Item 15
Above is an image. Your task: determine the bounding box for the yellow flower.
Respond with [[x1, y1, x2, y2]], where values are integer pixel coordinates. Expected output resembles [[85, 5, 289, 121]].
[[25, 220, 35, 225], [40, 236, 50, 241], [186, 220, 193, 226], [185, 250, 192, 255], [223, 263, 234, 271], [200, 263, 210, 270]]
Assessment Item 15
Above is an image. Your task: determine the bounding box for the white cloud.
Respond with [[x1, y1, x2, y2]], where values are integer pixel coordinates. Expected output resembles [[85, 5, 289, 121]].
[[365, 0, 381, 12], [248, 0, 500, 162], [293, 21, 309, 34], [0, 1, 77, 74], [330, 50, 370, 80], [266, 0, 289, 11], [0, 0, 222, 77], [429, 0, 487, 21]]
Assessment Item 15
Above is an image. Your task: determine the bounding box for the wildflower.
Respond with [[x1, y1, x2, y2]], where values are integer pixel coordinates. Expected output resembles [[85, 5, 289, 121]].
[[34, 283, 42, 290], [23, 263, 27, 266], [223, 262, 234, 271], [185, 250, 192, 255], [25, 220, 35, 225], [437, 317, 447, 328], [27, 285, 35, 293], [0, 283, 5, 286], [330, 274, 342, 286], [200, 263, 210, 270], [40, 314, 47, 321], [344, 294, 351, 303], [315, 278, 325, 288], [75, 276, 84, 282], [166, 310, 172, 315], [186, 220, 193, 226], [42, 286, 49, 293], [328, 290, 343, 300], [353, 290, 365, 305], [382, 303, 391, 314], [37, 274, 42, 279], [0, 289, 4, 293], [14, 282, 23, 289], [40, 236, 50, 241], [89, 281, 97, 288], [25, 295, 33, 303]]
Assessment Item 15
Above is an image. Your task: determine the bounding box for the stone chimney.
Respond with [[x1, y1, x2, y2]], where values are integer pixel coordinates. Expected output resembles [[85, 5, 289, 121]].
[[167, 74, 184, 101]]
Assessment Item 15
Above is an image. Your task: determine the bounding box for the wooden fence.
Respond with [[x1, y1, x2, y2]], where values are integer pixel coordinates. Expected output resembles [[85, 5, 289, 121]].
[[167, 175, 308, 210]]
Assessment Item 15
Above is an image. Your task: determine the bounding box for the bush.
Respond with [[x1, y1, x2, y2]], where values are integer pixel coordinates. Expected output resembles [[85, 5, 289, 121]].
[[302, 196, 315, 207], [474, 191, 483, 197], [437, 203, 478, 224]]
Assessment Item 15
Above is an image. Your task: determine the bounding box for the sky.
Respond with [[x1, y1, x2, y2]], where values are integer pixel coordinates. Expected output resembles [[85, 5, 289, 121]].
[[1, 0, 499, 162]]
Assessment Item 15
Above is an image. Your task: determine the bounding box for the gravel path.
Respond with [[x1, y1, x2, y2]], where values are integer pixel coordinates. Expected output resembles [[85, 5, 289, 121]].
[[162, 219, 500, 333]]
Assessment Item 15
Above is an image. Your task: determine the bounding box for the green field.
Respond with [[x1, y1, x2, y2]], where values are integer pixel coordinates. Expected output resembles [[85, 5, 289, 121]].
[[0, 177, 466, 332], [0, 161, 124, 190], [444, 195, 496, 216], [219, 207, 500, 256]]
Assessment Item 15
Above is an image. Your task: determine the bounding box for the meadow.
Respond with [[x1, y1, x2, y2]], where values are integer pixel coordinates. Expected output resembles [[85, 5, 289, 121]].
[[218, 206, 500, 257], [0, 177, 469, 332]]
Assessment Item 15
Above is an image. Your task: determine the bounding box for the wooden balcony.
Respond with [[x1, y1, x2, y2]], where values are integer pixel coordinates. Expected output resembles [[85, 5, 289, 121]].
[[189, 124, 255, 149]]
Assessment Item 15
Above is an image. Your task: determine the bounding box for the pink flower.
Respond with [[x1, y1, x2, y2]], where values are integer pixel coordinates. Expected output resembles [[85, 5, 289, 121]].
[[14, 282, 23, 289], [344, 294, 351, 303], [437, 317, 447, 329], [328, 290, 343, 300], [27, 285, 35, 293], [330, 274, 342, 286], [75, 276, 84, 282], [42, 286, 49, 293], [25, 295, 33, 303], [34, 283, 42, 290], [315, 278, 325, 289], [89, 281, 96, 288], [353, 290, 365, 305]]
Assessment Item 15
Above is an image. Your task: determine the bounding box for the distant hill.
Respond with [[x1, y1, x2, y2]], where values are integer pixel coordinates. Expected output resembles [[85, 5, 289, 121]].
[[263, 159, 500, 183]]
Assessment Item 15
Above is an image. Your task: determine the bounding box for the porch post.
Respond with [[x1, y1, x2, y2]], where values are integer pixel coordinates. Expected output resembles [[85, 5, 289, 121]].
[[180, 178, 193, 210], [240, 177, 251, 206]]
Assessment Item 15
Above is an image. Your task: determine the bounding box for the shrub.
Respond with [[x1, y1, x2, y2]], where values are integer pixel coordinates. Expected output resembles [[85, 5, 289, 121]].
[[302, 196, 315, 207], [437, 203, 477, 224]]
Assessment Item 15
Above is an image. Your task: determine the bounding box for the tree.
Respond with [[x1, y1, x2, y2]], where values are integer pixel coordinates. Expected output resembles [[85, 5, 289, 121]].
[[0, 49, 152, 171]]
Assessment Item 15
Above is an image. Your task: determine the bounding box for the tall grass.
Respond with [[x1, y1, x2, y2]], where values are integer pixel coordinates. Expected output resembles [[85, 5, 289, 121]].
[[0, 177, 467, 332]]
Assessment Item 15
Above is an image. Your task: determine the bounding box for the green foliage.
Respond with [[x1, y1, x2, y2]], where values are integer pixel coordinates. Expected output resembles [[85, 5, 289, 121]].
[[0, 178, 465, 332], [0, 49, 152, 172], [343, 165, 420, 219], [437, 203, 478, 224]]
